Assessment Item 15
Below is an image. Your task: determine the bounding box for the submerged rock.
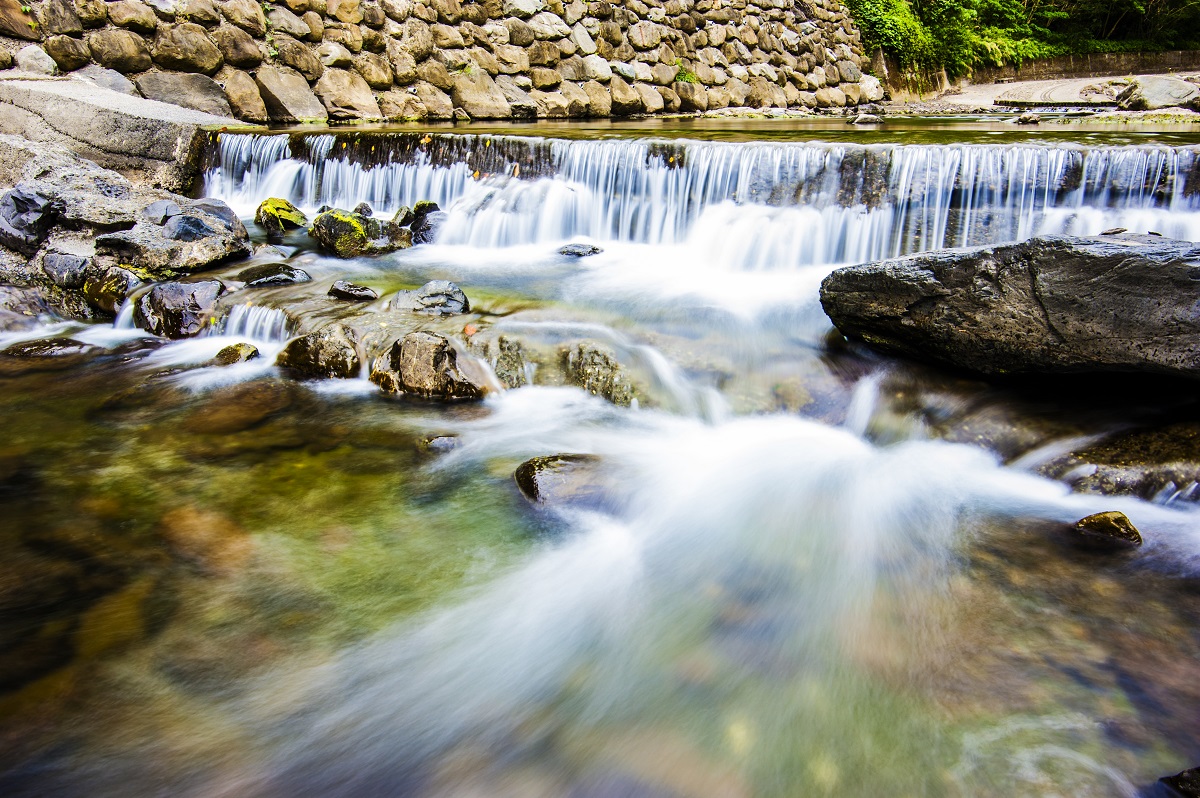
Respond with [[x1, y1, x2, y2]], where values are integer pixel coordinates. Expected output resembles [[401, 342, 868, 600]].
[[1039, 421, 1200, 500], [276, 324, 361, 378], [389, 280, 470, 315], [254, 197, 309, 235], [328, 280, 378, 301], [1072, 511, 1142, 549], [369, 331, 485, 400], [820, 235, 1200, 381], [134, 280, 224, 339], [309, 208, 411, 258], [559, 243, 603, 257], [0, 338, 102, 372], [237, 262, 312, 286], [563, 341, 636, 406], [213, 342, 260, 365], [514, 453, 607, 507]]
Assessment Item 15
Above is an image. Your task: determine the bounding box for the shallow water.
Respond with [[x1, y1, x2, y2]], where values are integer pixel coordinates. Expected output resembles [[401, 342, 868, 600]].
[[1, 121, 1200, 797]]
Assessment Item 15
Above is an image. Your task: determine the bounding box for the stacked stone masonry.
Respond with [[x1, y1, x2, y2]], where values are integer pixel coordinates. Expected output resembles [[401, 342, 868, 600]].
[[0, 0, 882, 122]]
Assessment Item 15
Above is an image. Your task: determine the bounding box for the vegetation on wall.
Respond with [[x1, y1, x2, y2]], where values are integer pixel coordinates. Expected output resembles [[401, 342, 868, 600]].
[[845, 0, 1200, 77]]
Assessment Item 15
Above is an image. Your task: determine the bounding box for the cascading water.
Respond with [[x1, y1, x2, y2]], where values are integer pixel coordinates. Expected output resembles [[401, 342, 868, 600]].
[[207, 132, 1200, 267]]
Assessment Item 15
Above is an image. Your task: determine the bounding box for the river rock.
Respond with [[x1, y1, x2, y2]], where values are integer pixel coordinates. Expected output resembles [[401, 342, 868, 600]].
[[409, 200, 446, 244], [0, 185, 61, 255], [75, 64, 139, 94], [255, 65, 329, 122], [1161, 767, 1200, 797], [513, 453, 608, 506], [276, 324, 361, 378], [211, 24, 261, 67], [329, 279, 378, 300], [389, 279, 469, 315], [15, 45, 58, 75], [135, 72, 233, 116], [82, 265, 139, 315], [563, 341, 635, 406], [153, 22, 223, 74], [134, 279, 223, 338], [219, 0, 265, 34], [820, 235, 1200, 381], [369, 330, 485, 399], [221, 68, 268, 120], [450, 70, 512, 118], [254, 197, 308, 235], [1117, 76, 1199, 111], [107, 0, 157, 31], [559, 243, 602, 257], [309, 207, 410, 257], [95, 199, 250, 279], [213, 341, 259, 364], [45, 35, 91, 71], [42, 251, 90, 287], [1072, 511, 1142, 549], [237, 262, 311, 286], [314, 68, 383, 119]]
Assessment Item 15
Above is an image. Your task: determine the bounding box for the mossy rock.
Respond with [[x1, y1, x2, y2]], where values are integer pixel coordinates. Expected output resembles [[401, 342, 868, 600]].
[[254, 198, 308, 236], [308, 209, 411, 258], [213, 342, 260, 365]]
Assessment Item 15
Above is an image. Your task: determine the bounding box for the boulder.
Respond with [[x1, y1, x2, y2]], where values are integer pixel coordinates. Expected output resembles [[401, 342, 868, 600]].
[[609, 76, 642, 115], [255, 65, 328, 122], [674, 80, 707, 111], [142, 198, 182, 223], [450, 70, 512, 118], [820, 235, 1200, 381], [237, 262, 311, 286], [0, 185, 60, 255], [219, 0, 265, 34], [409, 200, 445, 244], [134, 279, 224, 338], [1161, 767, 1200, 797], [153, 22, 222, 74], [87, 29, 152, 72], [254, 197, 308, 235], [354, 52, 393, 89], [76, 0, 108, 26], [135, 72, 233, 116], [276, 324, 361, 378], [106, 0, 157, 31], [82, 266, 139, 314], [309, 208, 410, 257], [0, 0, 41, 40], [39, 0, 82, 34], [74, 64, 138, 94], [369, 331, 485, 399], [95, 200, 250, 279], [211, 23, 260, 66], [274, 35, 323, 80], [495, 74, 538, 119], [389, 279, 469, 314], [178, 0, 221, 25], [379, 89, 426, 119], [1117, 76, 1199, 111], [514, 453, 607, 506], [267, 5, 309, 37], [16, 45, 58, 75], [42, 252, 90, 287], [314, 68, 383, 120], [414, 82, 454, 119], [213, 342, 259, 364], [45, 35, 90, 71], [559, 243, 601, 257], [329, 279, 378, 300], [563, 341, 635, 405], [1072, 511, 1142, 549], [318, 40, 354, 67], [222, 69, 268, 121]]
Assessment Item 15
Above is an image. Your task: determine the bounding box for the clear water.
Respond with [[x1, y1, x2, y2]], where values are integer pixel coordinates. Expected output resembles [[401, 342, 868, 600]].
[[0, 122, 1199, 797]]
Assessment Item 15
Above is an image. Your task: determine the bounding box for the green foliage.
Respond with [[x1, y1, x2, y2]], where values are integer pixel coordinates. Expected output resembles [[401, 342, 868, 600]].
[[674, 59, 700, 83], [848, 0, 1200, 77]]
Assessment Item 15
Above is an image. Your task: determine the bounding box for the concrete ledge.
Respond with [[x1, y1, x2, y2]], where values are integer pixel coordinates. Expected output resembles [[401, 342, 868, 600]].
[[0, 75, 259, 192]]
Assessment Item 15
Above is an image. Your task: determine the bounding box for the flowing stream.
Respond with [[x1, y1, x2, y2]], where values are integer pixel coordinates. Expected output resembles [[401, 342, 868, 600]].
[[1, 124, 1200, 797]]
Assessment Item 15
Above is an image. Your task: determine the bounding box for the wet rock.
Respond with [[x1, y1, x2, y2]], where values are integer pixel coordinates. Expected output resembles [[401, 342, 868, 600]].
[[1, 338, 101, 371], [563, 341, 635, 406], [369, 331, 485, 399], [276, 324, 361, 378], [389, 280, 469, 315], [559, 243, 602, 257], [820, 235, 1200, 381], [42, 252, 90, 288], [329, 280, 378, 300], [1014, 112, 1040, 125], [158, 505, 252, 575], [353, 201, 373, 216], [213, 341, 259, 364], [409, 200, 446, 245], [0, 185, 61, 256], [1073, 511, 1143, 549], [847, 113, 883, 125], [1038, 422, 1200, 500], [95, 200, 249, 279], [417, 434, 460, 453], [254, 197, 308, 236], [1162, 767, 1200, 797], [82, 265, 139, 315], [135, 71, 233, 116], [237, 262, 312, 286], [134, 280, 224, 338], [514, 453, 606, 506], [309, 207, 410, 258]]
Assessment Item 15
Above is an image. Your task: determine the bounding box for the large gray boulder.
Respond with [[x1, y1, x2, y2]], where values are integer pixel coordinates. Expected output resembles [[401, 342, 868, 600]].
[[1117, 76, 1199, 111], [820, 234, 1200, 380], [134, 279, 224, 338], [95, 199, 250, 279], [276, 324, 361, 378], [135, 72, 234, 117], [369, 331, 485, 399]]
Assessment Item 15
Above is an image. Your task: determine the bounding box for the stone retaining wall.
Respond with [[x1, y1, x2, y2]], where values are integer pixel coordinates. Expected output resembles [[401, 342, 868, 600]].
[[0, 0, 882, 123], [970, 50, 1200, 84]]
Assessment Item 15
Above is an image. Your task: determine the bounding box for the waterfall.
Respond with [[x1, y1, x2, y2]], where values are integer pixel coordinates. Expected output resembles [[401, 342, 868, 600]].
[[217, 303, 295, 343], [205, 132, 1200, 266]]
